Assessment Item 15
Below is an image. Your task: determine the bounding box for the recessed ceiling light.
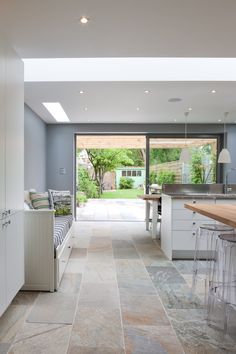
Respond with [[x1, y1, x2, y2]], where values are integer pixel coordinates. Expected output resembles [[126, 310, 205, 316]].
[[218, 119, 222, 122], [136, 107, 140, 111], [188, 107, 192, 111], [42, 102, 70, 122], [211, 89, 216, 94], [168, 98, 182, 103], [87, 119, 91, 122], [80, 16, 89, 24], [174, 119, 177, 122], [129, 119, 133, 122], [79, 90, 85, 94], [144, 90, 151, 94], [84, 107, 88, 111]]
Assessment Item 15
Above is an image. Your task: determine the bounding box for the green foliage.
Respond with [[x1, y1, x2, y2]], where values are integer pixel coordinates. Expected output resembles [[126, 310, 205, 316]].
[[55, 206, 71, 216], [190, 150, 216, 184], [149, 170, 176, 186], [156, 170, 176, 185], [149, 171, 158, 184], [150, 148, 181, 165], [86, 149, 134, 195], [76, 192, 88, 205], [78, 168, 99, 198], [127, 149, 145, 167], [119, 177, 134, 189]]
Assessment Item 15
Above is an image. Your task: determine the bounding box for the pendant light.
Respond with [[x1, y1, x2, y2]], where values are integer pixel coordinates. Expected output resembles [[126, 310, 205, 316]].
[[218, 112, 231, 163], [179, 111, 191, 163]]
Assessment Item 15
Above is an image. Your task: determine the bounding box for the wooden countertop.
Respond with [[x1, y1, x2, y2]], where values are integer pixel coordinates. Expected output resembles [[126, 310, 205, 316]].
[[138, 194, 162, 201], [185, 203, 236, 228]]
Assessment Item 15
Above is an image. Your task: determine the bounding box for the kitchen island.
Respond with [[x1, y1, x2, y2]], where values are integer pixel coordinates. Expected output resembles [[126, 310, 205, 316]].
[[161, 193, 236, 260]]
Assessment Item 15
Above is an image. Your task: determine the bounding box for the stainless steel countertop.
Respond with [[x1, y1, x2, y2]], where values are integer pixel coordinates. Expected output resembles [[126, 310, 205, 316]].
[[162, 193, 236, 199]]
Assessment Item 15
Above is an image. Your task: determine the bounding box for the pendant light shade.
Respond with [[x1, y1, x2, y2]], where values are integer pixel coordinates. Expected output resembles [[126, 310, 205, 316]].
[[218, 112, 231, 164], [218, 148, 231, 164], [179, 111, 191, 163]]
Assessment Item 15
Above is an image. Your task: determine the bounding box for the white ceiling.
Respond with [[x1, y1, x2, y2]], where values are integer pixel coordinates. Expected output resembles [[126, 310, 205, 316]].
[[2, 1, 236, 124], [1, 0, 236, 58], [24, 82, 236, 124]]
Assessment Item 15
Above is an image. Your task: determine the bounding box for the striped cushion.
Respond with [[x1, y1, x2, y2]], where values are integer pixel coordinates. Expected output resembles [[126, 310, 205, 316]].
[[54, 215, 73, 250], [30, 192, 50, 209]]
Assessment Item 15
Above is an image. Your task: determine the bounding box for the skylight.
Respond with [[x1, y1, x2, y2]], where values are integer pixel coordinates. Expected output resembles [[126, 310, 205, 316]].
[[42, 102, 70, 122], [24, 58, 236, 82]]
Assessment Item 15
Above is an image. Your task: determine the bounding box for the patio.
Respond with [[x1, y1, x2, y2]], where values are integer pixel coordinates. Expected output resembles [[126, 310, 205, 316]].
[[76, 198, 145, 221]]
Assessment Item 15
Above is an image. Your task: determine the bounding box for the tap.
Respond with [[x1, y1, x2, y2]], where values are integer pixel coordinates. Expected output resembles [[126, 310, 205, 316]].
[[225, 168, 236, 194]]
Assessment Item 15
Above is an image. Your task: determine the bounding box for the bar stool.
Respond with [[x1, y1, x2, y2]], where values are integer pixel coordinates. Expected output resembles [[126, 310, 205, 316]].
[[207, 234, 236, 339], [192, 223, 234, 304]]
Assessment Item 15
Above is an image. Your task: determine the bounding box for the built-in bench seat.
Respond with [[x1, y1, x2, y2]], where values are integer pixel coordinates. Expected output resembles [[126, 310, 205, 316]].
[[23, 191, 74, 292]]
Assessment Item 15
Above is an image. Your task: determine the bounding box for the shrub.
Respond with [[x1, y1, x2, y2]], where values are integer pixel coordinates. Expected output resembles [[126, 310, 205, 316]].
[[156, 170, 176, 185], [76, 192, 87, 205], [78, 168, 99, 198], [149, 171, 158, 184], [119, 177, 134, 189]]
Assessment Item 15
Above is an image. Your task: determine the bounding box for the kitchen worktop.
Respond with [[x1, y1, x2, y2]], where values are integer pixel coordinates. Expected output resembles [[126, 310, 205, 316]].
[[163, 193, 236, 199]]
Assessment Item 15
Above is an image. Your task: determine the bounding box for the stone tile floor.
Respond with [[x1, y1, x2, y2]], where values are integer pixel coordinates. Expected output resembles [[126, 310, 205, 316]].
[[0, 221, 236, 353]]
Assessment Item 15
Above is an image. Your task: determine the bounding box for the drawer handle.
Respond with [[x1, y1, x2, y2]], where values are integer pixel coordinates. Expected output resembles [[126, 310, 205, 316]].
[[68, 246, 71, 249], [193, 222, 196, 225], [3, 220, 11, 228], [193, 200, 196, 204], [193, 211, 196, 214], [192, 232, 196, 236]]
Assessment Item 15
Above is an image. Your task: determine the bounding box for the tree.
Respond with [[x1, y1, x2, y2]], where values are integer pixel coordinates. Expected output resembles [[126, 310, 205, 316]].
[[86, 149, 134, 195]]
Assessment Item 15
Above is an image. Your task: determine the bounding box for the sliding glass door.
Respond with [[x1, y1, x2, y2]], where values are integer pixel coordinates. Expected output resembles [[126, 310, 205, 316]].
[[145, 136, 218, 193]]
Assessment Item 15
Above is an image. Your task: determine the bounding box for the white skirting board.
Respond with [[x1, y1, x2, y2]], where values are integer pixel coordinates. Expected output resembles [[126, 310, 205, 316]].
[[23, 210, 74, 292]]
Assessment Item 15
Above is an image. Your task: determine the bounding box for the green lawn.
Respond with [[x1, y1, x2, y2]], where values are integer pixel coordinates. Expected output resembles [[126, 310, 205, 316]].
[[102, 189, 142, 199]]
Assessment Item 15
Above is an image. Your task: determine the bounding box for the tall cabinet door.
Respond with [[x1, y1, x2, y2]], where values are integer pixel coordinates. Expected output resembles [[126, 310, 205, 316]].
[[5, 212, 24, 307], [0, 36, 6, 317], [5, 44, 24, 215], [0, 222, 6, 317], [0, 34, 6, 218]]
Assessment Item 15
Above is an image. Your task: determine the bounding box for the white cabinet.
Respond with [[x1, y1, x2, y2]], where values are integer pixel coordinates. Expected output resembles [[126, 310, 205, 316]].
[[0, 221, 6, 316], [6, 212, 24, 306], [0, 35, 24, 317], [161, 194, 216, 260], [5, 44, 24, 214], [0, 36, 5, 218]]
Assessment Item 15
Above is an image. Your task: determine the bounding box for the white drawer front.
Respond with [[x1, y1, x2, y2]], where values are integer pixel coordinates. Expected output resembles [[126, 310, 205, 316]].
[[173, 209, 213, 221], [172, 220, 215, 231], [172, 230, 208, 251], [173, 198, 215, 209]]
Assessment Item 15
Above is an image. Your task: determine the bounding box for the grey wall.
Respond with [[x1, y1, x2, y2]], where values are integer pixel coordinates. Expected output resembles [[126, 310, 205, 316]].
[[46, 123, 236, 193], [24, 104, 47, 191], [226, 124, 236, 183]]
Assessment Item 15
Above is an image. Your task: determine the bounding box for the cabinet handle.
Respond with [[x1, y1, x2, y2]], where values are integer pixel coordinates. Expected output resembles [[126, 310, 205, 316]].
[[7, 209, 11, 215], [2, 220, 11, 228], [193, 222, 196, 225], [192, 232, 196, 236], [193, 211, 196, 214], [193, 200, 196, 204]]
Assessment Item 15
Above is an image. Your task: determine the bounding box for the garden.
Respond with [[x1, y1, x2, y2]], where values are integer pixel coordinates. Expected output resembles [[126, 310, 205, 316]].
[[76, 143, 216, 205]]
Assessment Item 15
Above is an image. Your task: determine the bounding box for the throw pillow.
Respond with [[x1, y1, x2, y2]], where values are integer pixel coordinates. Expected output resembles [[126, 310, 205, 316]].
[[30, 192, 50, 210], [49, 190, 72, 216]]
